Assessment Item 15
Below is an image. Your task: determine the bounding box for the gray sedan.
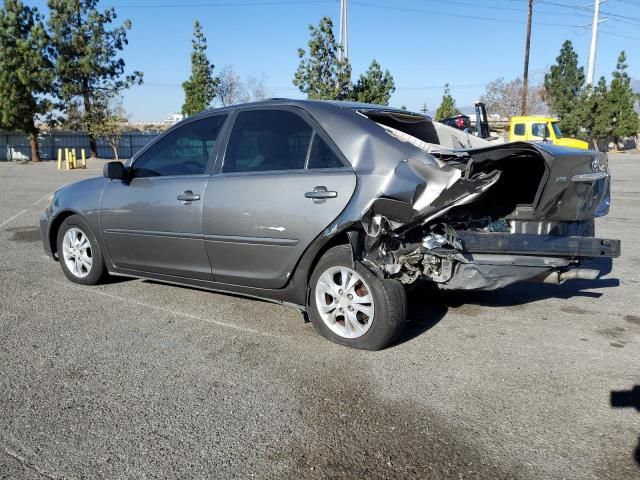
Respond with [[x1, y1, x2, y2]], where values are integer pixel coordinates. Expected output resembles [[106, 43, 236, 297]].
[[41, 100, 620, 350]]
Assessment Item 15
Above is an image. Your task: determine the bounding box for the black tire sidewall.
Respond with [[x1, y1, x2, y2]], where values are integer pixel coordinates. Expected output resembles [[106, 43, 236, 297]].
[[57, 215, 105, 285], [308, 245, 407, 350]]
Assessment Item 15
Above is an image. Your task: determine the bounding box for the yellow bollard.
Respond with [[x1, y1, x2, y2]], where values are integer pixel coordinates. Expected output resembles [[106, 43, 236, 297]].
[[71, 149, 77, 169], [65, 148, 70, 170], [57, 148, 62, 170], [81, 149, 86, 168]]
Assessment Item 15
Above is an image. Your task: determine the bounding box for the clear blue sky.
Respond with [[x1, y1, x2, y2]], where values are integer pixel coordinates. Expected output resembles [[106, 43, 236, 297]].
[[31, 0, 640, 121]]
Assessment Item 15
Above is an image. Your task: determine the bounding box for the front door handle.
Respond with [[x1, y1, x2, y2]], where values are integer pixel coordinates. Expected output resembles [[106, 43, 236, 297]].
[[305, 186, 337, 204], [177, 190, 201, 205]]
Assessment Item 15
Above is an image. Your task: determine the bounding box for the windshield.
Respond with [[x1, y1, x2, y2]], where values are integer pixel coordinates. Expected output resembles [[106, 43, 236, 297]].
[[551, 122, 563, 139]]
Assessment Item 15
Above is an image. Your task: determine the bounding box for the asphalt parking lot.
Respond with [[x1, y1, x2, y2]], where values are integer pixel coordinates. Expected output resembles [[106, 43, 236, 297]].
[[1, 155, 639, 479]]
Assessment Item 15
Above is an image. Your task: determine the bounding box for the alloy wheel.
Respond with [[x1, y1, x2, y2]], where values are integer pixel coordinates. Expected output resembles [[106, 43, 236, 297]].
[[314, 266, 375, 338], [61, 227, 93, 279]]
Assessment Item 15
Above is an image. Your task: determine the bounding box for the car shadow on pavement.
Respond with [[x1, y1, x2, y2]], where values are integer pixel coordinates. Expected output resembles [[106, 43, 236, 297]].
[[393, 257, 620, 346], [610, 385, 640, 466], [102, 275, 137, 285]]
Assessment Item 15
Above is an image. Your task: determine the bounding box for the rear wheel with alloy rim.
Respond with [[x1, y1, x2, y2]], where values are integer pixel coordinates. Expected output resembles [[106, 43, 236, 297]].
[[308, 245, 407, 350], [57, 215, 106, 285]]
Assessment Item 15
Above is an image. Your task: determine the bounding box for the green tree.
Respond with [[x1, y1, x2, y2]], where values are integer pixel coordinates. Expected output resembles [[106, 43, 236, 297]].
[[293, 16, 351, 100], [182, 20, 218, 116], [60, 100, 84, 130], [0, 0, 54, 161], [350, 59, 395, 105], [434, 84, 460, 121], [543, 40, 585, 136], [48, 0, 142, 158], [575, 76, 610, 149], [606, 51, 639, 148]]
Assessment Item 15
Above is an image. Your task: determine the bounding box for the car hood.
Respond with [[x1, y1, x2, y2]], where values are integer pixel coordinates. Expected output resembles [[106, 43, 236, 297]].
[[556, 137, 589, 150]]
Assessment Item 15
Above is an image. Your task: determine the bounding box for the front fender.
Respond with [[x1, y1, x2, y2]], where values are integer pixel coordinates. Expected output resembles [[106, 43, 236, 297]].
[[43, 176, 108, 258]]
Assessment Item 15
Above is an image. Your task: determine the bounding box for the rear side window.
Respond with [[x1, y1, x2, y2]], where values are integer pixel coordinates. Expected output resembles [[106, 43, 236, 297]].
[[513, 123, 525, 136], [307, 134, 345, 169], [223, 110, 313, 173], [133, 115, 226, 177]]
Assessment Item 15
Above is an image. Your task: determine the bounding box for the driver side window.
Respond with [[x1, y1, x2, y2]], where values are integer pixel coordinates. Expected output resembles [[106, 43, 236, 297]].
[[133, 115, 227, 177]]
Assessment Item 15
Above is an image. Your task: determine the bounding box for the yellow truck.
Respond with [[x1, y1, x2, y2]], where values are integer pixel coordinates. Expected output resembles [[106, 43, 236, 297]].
[[509, 116, 589, 150]]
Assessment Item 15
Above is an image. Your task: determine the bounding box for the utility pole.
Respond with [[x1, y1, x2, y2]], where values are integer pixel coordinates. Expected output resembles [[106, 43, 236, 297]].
[[338, 0, 349, 62], [521, 0, 533, 115], [338, 0, 344, 62], [586, 0, 602, 85], [344, 0, 349, 60], [420, 103, 428, 115]]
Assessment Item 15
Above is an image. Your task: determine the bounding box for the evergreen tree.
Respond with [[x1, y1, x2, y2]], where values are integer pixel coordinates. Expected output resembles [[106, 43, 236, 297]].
[[293, 17, 351, 100], [434, 84, 460, 121], [182, 20, 218, 116], [543, 40, 585, 136], [48, 0, 142, 158], [351, 59, 395, 105], [575, 77, 610, 149], [0, 0, 54, 161], [606, 51, 639, 148]]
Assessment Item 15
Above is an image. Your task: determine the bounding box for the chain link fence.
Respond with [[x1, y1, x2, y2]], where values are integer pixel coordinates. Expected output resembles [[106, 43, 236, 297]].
[[0, 131, 161, 161]]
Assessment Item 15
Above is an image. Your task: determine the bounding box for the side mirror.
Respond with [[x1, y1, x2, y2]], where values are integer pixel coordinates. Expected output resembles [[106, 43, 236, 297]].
[[103, 161, 127, 180]]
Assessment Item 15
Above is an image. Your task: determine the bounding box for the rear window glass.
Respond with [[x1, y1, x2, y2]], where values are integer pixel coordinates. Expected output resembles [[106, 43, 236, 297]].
[[223, 110, 312, 173], [307, 134, 345, 169]]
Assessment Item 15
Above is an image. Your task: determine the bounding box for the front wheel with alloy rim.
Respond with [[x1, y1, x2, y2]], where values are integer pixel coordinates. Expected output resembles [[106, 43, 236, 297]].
[[57, 215, 106, 285], [308, 245, 407, 350]]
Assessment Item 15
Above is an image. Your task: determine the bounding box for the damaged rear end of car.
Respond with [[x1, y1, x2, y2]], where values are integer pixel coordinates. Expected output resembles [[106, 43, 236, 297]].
[[322, 106, 620, 292]]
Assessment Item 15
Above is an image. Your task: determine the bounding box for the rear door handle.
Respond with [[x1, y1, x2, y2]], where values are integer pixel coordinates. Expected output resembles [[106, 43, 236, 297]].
[[305, 186, 337, 204], [177, 190, 201, 205]]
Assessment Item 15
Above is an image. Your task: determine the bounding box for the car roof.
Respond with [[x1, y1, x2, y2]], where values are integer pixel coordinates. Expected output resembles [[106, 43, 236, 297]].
[[188, 98, 426, 120], [511, 115, 558, 123]]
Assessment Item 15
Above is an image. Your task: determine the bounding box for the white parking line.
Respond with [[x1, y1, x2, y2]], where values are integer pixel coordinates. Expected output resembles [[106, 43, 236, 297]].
[[32, 194, 49, 206], [0, 210, 28, 230]]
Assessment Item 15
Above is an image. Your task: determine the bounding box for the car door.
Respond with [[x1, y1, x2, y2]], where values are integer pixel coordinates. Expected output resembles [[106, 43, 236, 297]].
[[203, 108, 357, 289], [100, 114, 228, 280]]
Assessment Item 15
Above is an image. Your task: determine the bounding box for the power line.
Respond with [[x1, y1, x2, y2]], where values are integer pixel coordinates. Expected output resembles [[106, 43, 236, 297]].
[[611, 0, 640, 6], [417, 0, 592, 18], [538, 0, 640, 23], [599, 28, 640, 40], [349, 1, 576, 26], [110, 0, 333, 7]]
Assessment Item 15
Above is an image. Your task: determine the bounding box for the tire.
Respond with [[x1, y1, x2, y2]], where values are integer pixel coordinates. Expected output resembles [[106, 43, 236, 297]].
[[56, 214, 107, 285], [308, 245, 407, 350]]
